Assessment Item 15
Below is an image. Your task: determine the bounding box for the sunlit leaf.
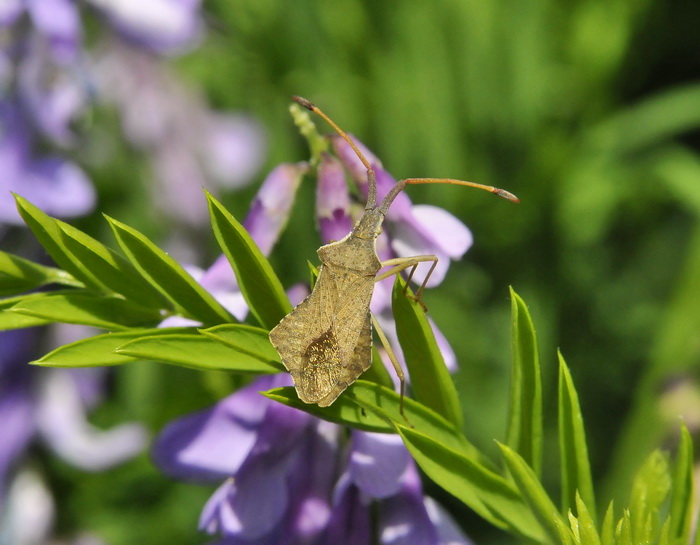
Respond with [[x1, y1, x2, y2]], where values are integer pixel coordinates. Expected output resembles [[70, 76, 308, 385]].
[[206, 191, 291, 330], [506, 287, 543, 477], [116, 333, 280, 373], [106, 215, 232, 325], [559, 350, 596, 523], [0, 250, 83, 295], [498, 441, 564, 544], [392, 275, 462, 428], [33, 328, 197, 367]]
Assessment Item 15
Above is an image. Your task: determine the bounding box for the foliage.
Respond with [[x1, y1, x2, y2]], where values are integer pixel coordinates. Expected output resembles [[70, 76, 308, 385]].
[[1, 194, 695, 544]]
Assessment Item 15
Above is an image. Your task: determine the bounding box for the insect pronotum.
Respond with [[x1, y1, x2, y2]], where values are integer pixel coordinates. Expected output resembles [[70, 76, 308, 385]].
[[269, 96, 518, 417]]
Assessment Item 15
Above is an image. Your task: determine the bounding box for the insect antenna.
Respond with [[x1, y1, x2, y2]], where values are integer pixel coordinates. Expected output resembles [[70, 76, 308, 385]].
[[292, 96, 378, 209], [292, 96, 519, 213]]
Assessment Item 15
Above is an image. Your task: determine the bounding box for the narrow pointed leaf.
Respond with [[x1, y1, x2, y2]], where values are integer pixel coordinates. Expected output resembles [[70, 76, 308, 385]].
[[58, 222, 171, 309], [10, 293, 163, 330], [398, 428, 543, 541], [601, 502, 615, 545], [559, 350, 596, 523], [14, 195, 105, 289], [392, 275, 462, 428], [669, 423, 694, 543], [33, 328, 196, 367], [575, 492, 601, 545], [0, 250, 83, 295], [117, 333, 280, 373], [506, 287, 543, 476], [627, 451, 670, 544], [206, 191, 291, 330], [498, 442, 565, 544], [200, 324, 284, 371], [106, 215, 232, 325]]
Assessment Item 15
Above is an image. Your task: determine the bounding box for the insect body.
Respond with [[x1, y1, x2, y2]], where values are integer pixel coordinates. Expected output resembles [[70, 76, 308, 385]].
[[269, 96, 518, 413]]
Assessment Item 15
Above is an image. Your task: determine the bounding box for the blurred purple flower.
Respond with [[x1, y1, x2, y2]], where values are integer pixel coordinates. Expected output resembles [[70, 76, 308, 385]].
[[0, 101, 96, 224], [153, 376, 471, 544], [0, 328, 146, 503], [316, 153, 353, 243], [87, 0, 203, 53], [92, 44, 267, 226]]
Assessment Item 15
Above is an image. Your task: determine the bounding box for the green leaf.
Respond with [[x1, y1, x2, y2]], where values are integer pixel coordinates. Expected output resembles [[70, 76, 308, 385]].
[[0, 293, 59, 329], [9, 292, 163, 330], [0, 250, 83, 295], [669, 423, 694, 544], [398, 428, 543, 541], [559, 350, 596, 523], [206, 191, 291, 330], [106, 215, 232, 325], [627, 451, 670, 544], [391, 275, 462, 428], [116, 333, 280, 373], [58, 222, 171, 309], [616, 510, 632, 545], [14, 195, 105, 289], [575, 492, 601, 545], [498, 441, 566, 544], [263, 384, 394, 434], [601, 502, 615, 545], [33, 328, 196, 367], [506, 287, 543, 477], [200, 324, 284, 372]]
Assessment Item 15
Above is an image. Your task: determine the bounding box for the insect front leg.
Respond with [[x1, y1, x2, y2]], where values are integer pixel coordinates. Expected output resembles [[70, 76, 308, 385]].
[[375, 255, 439, 310]]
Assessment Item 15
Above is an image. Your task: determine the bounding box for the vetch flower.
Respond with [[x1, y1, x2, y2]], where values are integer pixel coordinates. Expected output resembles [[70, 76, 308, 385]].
[[331, 134, 473, 288], [152, 377, 473, 545]]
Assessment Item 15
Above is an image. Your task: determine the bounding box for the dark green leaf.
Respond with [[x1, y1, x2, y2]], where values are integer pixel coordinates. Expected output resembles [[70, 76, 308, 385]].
[[498, 442, 565, 544], [106, 215, 232, 325], [391, 275, 462, 428], [558, 350, 596, 523], [669, 423, 694, 543], [0, 250, 83, 295], [117, 333, 280, 373], [33, 328, 196, 367], [398, 427, 542, 541], [206, 191, 291, 330], [58, 222, 170, 309], [506, 287, 543, 477], [9, 292, 163, 330]]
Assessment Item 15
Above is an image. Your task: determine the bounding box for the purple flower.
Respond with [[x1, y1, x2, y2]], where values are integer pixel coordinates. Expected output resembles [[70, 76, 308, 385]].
[[316, 153, 353, 244], [87, 0, 203, 53], [0, 101, 96, 224], [332, 134, 473, 288], [152, 378, 473, 544], [91, 44, 268, 227], [0, 327, 146, 501]]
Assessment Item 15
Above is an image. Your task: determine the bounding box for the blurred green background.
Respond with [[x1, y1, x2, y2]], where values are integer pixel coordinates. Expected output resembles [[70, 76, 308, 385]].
[[50, 0, 700, 543]]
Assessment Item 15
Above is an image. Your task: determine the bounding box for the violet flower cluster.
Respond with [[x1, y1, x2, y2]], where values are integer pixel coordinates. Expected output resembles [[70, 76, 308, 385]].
[[1, 3, 266, 542], [153, 136, 476, 544]]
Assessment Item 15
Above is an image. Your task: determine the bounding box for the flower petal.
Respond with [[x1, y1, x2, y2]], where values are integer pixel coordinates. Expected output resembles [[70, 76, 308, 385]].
[[152, 378, 276, 482], [349, 431, 410, 499], [378, 463, 439, 545]]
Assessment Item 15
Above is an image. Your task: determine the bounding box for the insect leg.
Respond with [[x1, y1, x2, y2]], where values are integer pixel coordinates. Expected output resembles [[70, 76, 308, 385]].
[[371, 314, 411, 425], [376, 255, 439, 310]]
